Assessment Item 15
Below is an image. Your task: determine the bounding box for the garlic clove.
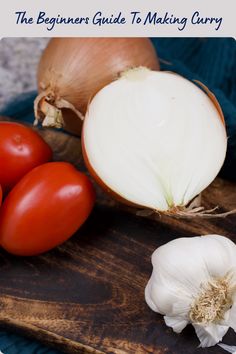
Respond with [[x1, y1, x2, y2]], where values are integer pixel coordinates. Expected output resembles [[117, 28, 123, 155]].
[[144, 279, 159, 312], [164, 315, 188, 333], [198, 236, 236, 278], [194, 323, 229, 348], [151, 237, 212, 299], [146, 271, 193, 316]]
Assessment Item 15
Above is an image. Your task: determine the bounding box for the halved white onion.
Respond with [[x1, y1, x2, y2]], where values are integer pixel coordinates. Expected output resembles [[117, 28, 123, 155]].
[[82, 68, 227, 214]]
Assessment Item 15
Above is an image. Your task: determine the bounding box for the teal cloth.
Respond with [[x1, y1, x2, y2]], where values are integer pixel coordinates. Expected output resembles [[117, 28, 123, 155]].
[[0, 38, 235, 353], [0, 332, 61, 354]]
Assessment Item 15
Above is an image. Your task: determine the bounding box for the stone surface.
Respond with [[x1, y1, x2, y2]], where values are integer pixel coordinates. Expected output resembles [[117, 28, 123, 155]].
[[0, 38, 48, 110]]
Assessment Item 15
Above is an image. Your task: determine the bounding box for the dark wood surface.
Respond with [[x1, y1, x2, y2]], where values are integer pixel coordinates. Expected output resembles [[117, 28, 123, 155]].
[[0, 122, 236, 354]]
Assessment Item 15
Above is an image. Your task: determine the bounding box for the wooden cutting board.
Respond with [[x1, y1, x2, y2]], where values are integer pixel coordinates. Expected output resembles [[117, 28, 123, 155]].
[[0, 123, 236, 354]]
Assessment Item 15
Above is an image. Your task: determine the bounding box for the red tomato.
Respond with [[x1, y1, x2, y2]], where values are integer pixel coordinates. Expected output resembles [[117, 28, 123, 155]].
[[0, 162, 95, 256], [0, 185, 2, 206], [0, 121, 52, 193]]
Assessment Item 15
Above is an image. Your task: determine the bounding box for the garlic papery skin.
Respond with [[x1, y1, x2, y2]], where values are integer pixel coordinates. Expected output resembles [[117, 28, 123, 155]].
[[145, 235, 236, 348], [219, 343, 236, 353], [82, 68, 227, 214]]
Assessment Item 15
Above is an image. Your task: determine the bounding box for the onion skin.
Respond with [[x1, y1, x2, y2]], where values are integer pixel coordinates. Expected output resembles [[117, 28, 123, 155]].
[[82, 71, 227, 215], [35, 38, 159, 135], [194, 80, 225, 126]]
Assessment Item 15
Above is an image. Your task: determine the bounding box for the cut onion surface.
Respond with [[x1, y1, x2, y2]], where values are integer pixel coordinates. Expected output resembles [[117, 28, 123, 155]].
[[82, 68, 227, 215]]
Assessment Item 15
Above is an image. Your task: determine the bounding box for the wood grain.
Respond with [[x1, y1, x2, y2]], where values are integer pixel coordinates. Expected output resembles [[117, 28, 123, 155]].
[[0, 118, 236, 354]]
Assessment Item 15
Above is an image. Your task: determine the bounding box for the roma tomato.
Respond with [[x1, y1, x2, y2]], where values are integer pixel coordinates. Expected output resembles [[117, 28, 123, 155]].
[[0, 162, 95, 256], [0, 121, 52, 193]]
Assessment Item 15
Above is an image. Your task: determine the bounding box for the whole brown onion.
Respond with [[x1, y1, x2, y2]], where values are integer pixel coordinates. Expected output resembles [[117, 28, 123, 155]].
[[34, 37, 159, 135]]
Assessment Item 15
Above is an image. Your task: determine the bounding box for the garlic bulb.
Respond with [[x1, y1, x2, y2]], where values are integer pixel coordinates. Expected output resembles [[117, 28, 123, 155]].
[[82, 68, 227, 216], [145, 235, 236, 348]]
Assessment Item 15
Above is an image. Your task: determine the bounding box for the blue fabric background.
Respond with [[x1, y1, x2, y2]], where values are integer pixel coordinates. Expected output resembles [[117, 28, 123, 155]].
[[0, 38, 235, 353]]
